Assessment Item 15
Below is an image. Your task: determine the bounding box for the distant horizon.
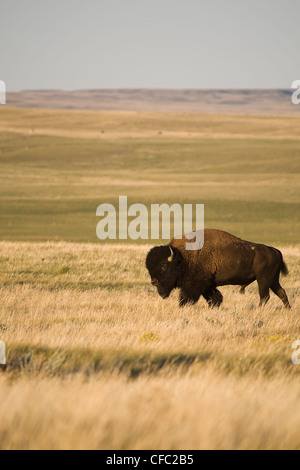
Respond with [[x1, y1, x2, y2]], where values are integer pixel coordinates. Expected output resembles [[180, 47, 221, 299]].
[[7, 86, 294, 93], [5, 88, 297, 116]]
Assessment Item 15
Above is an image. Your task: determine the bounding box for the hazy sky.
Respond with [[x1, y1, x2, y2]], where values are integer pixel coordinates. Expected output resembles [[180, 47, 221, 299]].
[[1, 0, 299, 91]]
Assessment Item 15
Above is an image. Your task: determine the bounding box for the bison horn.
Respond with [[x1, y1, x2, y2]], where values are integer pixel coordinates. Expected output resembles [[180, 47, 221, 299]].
[[168, 247, 174, 262]]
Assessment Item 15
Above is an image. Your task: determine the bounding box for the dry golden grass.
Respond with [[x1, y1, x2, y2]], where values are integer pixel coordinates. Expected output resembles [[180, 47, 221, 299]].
[[1, 373, 300, 450], [0, 242, 300, 449], [1, 108, 300, 140]]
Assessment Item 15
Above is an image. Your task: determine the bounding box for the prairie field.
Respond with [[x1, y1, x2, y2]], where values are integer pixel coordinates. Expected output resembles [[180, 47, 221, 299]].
[[0, 108, 299, 244], [0, 107, 299, 450]]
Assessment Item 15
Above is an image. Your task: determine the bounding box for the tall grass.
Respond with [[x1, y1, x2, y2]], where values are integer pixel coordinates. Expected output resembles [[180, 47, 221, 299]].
[[0, 242, 299, 449]]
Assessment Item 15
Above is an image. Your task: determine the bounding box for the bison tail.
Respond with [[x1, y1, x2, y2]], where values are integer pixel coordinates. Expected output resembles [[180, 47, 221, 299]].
[[275, 248, 289, 277], [280, 260, 289, 277]]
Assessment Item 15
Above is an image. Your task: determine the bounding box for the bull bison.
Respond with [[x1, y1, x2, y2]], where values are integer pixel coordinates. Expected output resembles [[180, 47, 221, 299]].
[[146, 229, 290, 308]]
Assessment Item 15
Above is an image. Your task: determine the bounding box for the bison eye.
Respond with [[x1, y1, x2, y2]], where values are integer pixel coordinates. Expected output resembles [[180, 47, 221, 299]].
[[151, 279, 159, 286]]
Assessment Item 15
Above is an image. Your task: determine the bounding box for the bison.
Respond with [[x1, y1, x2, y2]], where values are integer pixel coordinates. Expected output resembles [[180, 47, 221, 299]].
[[146, 229, 290, 308]]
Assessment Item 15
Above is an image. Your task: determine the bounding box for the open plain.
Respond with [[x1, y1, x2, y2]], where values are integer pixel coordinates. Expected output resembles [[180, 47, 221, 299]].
[[0, 107, 299, 449]]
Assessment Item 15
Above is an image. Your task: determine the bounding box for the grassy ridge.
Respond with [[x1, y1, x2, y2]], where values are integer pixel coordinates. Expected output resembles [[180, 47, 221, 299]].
[[0, 109, 299, 244]]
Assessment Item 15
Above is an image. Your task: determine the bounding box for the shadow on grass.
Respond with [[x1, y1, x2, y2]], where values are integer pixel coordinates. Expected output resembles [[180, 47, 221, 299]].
[[3, 344, 298, 381]]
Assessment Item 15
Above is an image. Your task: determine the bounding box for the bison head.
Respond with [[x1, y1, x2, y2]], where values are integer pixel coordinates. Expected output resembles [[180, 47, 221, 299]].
[[146, 245, 181, 299]]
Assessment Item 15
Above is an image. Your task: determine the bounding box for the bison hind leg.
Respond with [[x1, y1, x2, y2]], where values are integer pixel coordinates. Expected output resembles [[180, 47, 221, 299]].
[[271, 280, 291, 309], [203, 288, 223, 308], [239, 285, 246, 294]]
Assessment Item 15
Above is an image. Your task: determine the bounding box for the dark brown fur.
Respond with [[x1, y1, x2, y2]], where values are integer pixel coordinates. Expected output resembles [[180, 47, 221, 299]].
[[146, 229, 290, 308]]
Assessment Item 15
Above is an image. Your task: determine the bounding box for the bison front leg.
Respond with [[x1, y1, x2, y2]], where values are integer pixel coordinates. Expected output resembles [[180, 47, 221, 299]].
[[179, 290, 200, 307], [256, 277, 271, 307], [203, 288, 223, 308]]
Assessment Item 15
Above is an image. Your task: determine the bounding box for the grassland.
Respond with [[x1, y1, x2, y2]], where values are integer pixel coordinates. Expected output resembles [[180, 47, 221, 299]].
[[0, 107, 299, 449], [0, 242, 300, 450], [0, 108, 299, 244]]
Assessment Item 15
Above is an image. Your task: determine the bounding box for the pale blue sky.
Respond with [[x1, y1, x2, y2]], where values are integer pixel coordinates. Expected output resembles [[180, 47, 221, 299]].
[[0, 0, 299, 91]]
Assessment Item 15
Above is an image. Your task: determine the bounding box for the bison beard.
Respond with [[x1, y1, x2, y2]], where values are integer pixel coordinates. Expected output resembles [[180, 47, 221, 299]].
[[145, 229, 291, 309]]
